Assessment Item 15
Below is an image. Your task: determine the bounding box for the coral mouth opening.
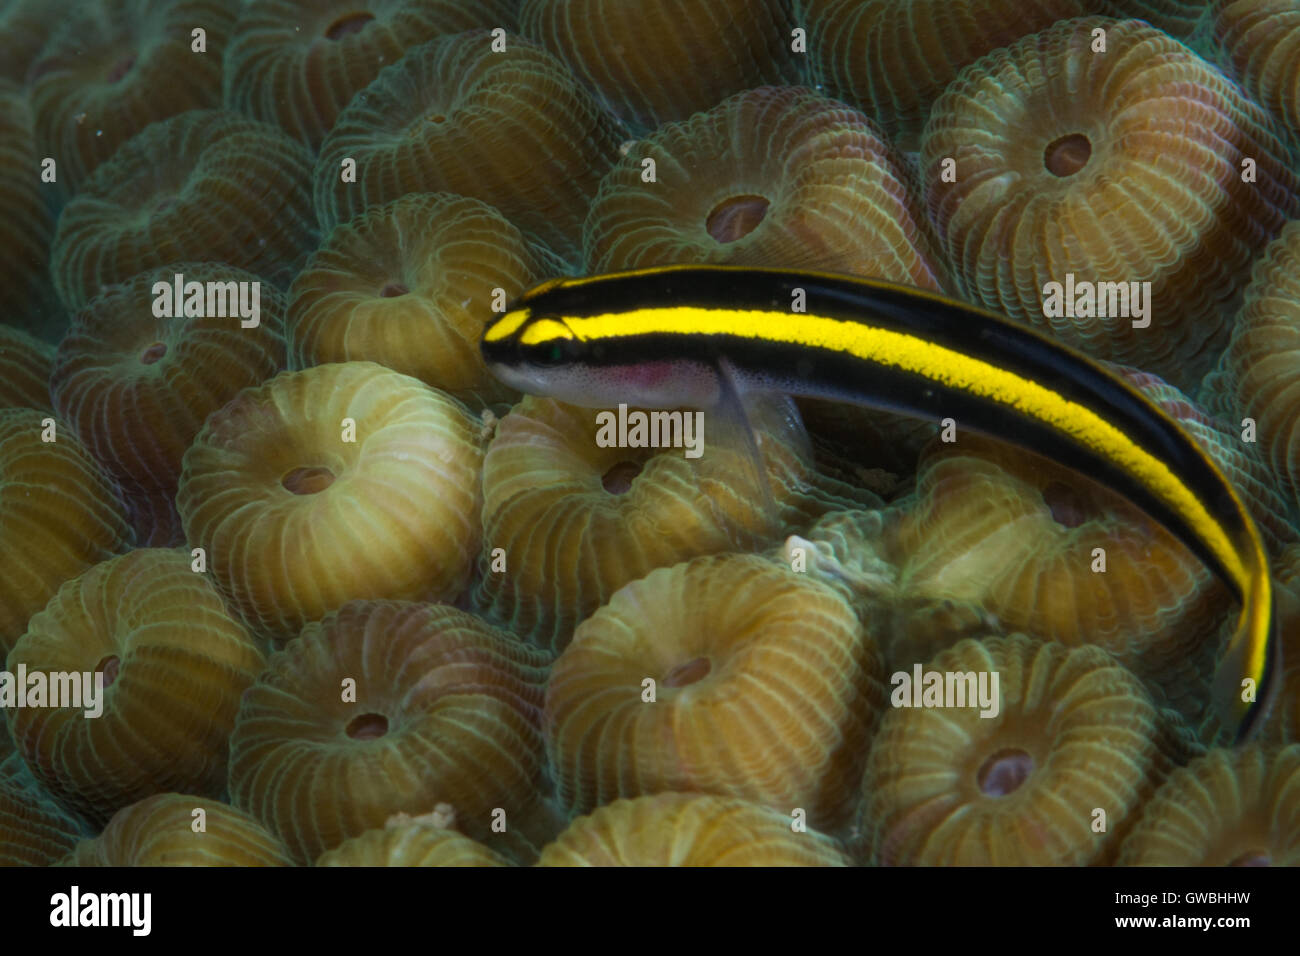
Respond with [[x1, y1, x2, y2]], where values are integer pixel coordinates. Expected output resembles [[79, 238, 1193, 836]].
[[1042, 480, 1090, 528], [139, 342, 167, 365], [1228, 850, 1271, 866], [281, 466, 337, 495], [977, 747, 1034, 796], [1045, 133, 1092, 177], [96, 655, 121, 688], [602, 460, 643, 494], [325, 11, 375, 40], [379, 281, 410, 298], [345, 712, 388, 740], [706, 194, 771, 243], [106, 54, 137, 84], [664, 656, 712, 688]]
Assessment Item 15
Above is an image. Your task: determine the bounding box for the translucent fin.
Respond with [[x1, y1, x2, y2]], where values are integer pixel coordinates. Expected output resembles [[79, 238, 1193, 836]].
[[692, 359, 814, 550]]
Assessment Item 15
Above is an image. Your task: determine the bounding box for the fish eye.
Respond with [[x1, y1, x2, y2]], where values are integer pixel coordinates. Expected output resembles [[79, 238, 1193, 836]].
[[531, 334, 581, 367], [519, 316, 580, 366]]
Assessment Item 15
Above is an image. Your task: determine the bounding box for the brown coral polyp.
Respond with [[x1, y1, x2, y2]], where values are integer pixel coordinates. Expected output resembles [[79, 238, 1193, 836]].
[[584, 86, 948, 289], [312, 32, 623, 261], [1216, 0, 1300, 140], [51, 109, 318, 311], [51, 263, 288, 503], [287, 193, 551, 408], [520, 0, 799, 131], [920, 17, 1300, 388], [537, 793, 853, 866], [224, 0, 519, 149], [62, 793, 292, 866], [0, 408, 132, 656], [0, 81, 60, 339], [473, 395, 877, 651], [227, 600, 553, 864], [0, 325, 53, 410], [5, 548, 265, 824], [30, 0, 234, 192], [177, 362, 485, 640], [545, 553, 887, 828], [860, 636, 1196, 865], [1117, 745, 1300, 865]]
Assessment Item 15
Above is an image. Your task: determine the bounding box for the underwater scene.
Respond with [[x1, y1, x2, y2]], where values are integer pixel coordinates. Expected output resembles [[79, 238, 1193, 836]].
[[1, 0, 1299, 878]]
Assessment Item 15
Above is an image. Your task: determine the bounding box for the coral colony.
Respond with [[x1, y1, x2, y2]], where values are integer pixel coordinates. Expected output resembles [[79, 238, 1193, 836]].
[[1, 0, 1299, 870]]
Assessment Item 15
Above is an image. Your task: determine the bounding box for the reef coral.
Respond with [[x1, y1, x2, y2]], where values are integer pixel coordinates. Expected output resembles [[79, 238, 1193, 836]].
[[177, 362, 485, 640], [227, 600, 553, 864], [315, 814, 512, 867], [1222, 220, 1300, 502], [5, 548, 265, 824], [537, 792, 853, 866], [473, 394, 878, 651], [1215, 0, 1300, 139], [313, 32, 623, 261], [584, 85, 949, 288], [0, 80, 59, 339], [920, 17, 1299, 387], [0, 408, 132, 656], [3, 0, 1298, 873], [288, 193, 548, 408], [545, 553, 886, 827], [62, 793, 292, 866], [30, 0, 234, 193], [0, 780, 82, 866], [1117, 745, 1300, 865], [51, 262, 287, 545], [520, 0, 799, 132], [51, 109, 317, 310], [0, 325, 53, 410], [859, 635, 1198, 865], [224, 0, 519, 149]]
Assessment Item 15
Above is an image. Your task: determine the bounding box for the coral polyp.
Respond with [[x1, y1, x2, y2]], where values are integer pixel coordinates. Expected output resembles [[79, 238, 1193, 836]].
[[859, 636, 1196, 865], [537, 793, 853, 866], [227, 600, 553, 864], [177, 362, 485, 640], [1117, 745, 1300, 865], [1216, 0, 1300, 139], [224, 0, 519, 149], [30, 0, 234, 193], [0, 80, 59, 340], [313, 32, 623, 260], [797, 0, 1093, 151], [520, 0, 798, 131], [315, 814, 512, 867], [0, 408, 132, 656], [921, 17, 1299, 387], [51, 263, 287, 513], [0, 779, 82, 866], [473, 395, 877, 651], [0, 325, 53, 410], [545, 553, 886, 828], [288, 193, 549, 408], [1223, 221, 1300, 503], [584, 86, 949, 289], [63, 793, 292, 866], [5, 548, 265, 824], [51, 110, 317, 311]]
